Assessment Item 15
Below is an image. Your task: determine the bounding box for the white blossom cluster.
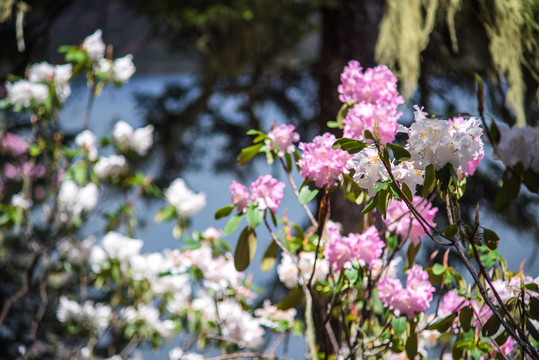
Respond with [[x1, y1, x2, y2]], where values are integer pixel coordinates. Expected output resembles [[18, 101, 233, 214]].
[[112, 121, 154, 156], [351, 146, 424, 194], [120, 304, 176, 338], [165, 178, 206, 217], [277, 252, 329, 289], [5, 62, 73, 108], [398, 106, 484, 171], [89, 231, 143, 272], [94, 154, 128, 180], [254, 300, 297, 329], [56, 296, 112, 335], [168, 347, 205, 360], [57, 180, 98, 224], [82, 30, 136, 84], [494, 123, 539, 172]]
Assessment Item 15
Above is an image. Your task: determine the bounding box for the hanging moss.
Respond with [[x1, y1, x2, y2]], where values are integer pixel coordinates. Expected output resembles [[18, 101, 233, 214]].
[[376, 0, 538, 126]]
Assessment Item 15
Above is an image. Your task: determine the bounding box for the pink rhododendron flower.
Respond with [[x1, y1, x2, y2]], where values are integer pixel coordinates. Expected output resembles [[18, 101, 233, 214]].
[[378, 265, 435, 319], [343, 101, 400, 144], [298, 133, 352, 188], [348, 226, 384, 269], [249, 175, 285, 213], [323, 225, 352, 271], [438, 289, 467, 317], [2, 133, 28, 157], [268, 124, 300, 157], [383, 196, 437, 244], [230, 181, 250, 213]]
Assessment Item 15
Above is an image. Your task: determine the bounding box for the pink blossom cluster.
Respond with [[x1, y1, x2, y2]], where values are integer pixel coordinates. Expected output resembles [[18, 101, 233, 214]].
[[383, 196, 438, 244], [438, 289, 467, 317], [268, 124, 300, 157], [323, 225, 384, 271], [298, 133, 352, 188], [2, 133, 29, 157], [230, 175, 285, 213], [338, 61, 404, 143], [378, 265, 435, 319]]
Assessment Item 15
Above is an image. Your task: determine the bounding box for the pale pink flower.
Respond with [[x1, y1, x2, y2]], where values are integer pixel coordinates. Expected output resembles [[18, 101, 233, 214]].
[[378, 265, 434, 319], [2, 133, 28, 157], [298, 133, 352, 188], [438, 289, 467, 317], [343, 101, 400, 144], [348, 225, 384, 268], [323, 225, 352, 271], [268, 124, 300, 157], [249, 175, 285, 213], [230, 181, 250, 213], [384, 196, 437, 244]]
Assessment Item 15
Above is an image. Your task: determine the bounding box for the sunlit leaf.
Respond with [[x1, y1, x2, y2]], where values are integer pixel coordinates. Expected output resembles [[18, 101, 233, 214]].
[[234, 226, 257, 271]]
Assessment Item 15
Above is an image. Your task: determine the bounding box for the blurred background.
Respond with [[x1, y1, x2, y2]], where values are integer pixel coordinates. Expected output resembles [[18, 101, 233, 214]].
[[0, 0, 538, 358]]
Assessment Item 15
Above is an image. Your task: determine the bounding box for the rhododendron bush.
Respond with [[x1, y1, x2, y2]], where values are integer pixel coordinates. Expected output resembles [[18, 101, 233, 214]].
[[0, 31, 538, 360]]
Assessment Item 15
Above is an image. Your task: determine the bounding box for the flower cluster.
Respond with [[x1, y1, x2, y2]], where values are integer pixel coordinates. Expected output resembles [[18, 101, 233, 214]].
[[57, 180, 98, 224], [323, 225, 385, 271], [398, 106, 484, 172], [277, 252, 329, 289], [164, 178, 206, 218], [230, 175, 285, 213], [338, 61, 404, 143], [383, 196, 438, 244], [112, 121, 154, 156], [57, 296, 112, 336], [378, 265, 435, 319], [298, 133, 352, 188], [268, 124, 300, 157], [494, 122, 539, 172]]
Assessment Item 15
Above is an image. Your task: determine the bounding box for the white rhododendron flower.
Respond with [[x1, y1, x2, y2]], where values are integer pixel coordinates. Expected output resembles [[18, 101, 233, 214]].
[[94, 155, 127, 179], [169, 347, 205, 360], [58, 180, 98, 216], [112, 121, 153, 155], [165, 178, 206, 217], [112, 121, 133, 151], [100, 231, 144, 265], [254, 299, 297, 328], [56, 296, 111, 335], [5, 80, 49, 108], [11, 193, 32, 209], [352, 146, 388, 194], [120, 304, 175, 338], [495, 123, 539, 172], [75, 129, 98, 160], [28, 62, 55, 82], [277, 252, 328, 288], [112, 54, 136, 83], [82, 29, 106, 60]]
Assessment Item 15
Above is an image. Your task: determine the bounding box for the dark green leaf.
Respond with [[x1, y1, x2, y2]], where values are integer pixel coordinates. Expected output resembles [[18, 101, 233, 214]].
[[522, 169, 539, 192], [401, 183, 413, 202], [234, 226, 257, 271], [387, 143, 411, 161], [336, 102, 354, 128], [422, 164, 436, 196], [237, 143, 263, 166], [392, 316, 407, 336], [378, 188, 391, 217], [428, 313, 457, 333], [364, 130, 374, 141], [277, 286, 303, 310], [246, 205, 264, 229], [528, 318, 539, 342], [260, 240, 278, 272], [481, 313, 501, 337], [494, 169, 521, 211], [406, 242, 421, 270], [529, 297, 539, 321], [444, 224, 459, 239], [361, 194, 378, 215], [459, 305, 473, 332], [405, 333, 418, 359], [224, 214, 244, 235], [489, 120, 500, 145], [482, 228, 499, 250], [214, 205, 235, 220], [298, 183, 319, 205], [332, 138, 367, 154]]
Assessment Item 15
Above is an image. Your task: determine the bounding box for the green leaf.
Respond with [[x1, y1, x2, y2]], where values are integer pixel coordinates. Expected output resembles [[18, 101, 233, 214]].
[[432, 263, 446, 276], [298, 183, 319, 205], [277, 286, 303, 310], [494, 169, 521, 211], [378, 188, 391, 217], [364, 130, 374, 141], [326, 120, 339, 128], [237, 143, 263, 166], [482, 313, 501, 337], [260, 240, 278, 272], [436, 163, 456, 193], [422, 164, 436, 196], [372, 181, 389, 195], [528, 318, 539, 342], [405, 333, 418, 359], [361, 194, 378, 215], [444, 224, 459, 239], [224, 214, 244, 235], [459, 305, 473, 332], [345, 268, 358, 283], [387, 143, 411, 161], [482, 228, 499, 250], [489, 120, 500, 145], [400, 183, 413, 202], [234, 227, 257, 271], [246, 205, 264, 229], [336, 102, 354, 128], [154, 206, 177, 223], [428, 313, 457, 333], [529, 297, 539, 321], [522, 169, 539, 192], [406, 242, 421, 270], [392, 316, 407, 336], [332, 138, 367, 154], [214, 205, 235, 220]]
